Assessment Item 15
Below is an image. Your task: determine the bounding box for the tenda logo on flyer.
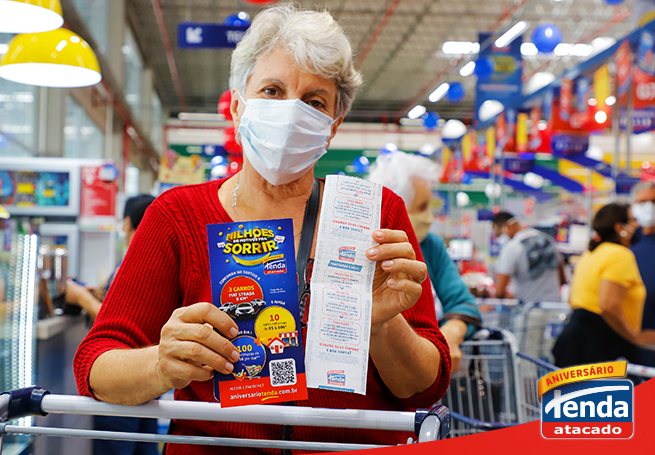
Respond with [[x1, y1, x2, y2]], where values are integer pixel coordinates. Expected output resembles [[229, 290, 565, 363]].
[[539, 361, 633, 439]]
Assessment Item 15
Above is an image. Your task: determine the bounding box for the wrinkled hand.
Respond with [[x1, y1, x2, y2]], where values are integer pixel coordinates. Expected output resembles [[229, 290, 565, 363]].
[[366, 230, 427, 331], [65, 279, 92, 306], [157, 303, 240, 391]]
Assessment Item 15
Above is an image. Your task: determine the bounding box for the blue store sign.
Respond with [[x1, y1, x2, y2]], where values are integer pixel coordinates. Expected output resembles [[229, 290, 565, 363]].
[[178, 23, 249, 49], [551, 133, 590, 156], [475, 32, 523, 120]]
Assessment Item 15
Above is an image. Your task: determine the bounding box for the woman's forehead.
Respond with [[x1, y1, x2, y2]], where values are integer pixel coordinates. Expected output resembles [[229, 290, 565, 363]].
[[248, 47, 337, 94]]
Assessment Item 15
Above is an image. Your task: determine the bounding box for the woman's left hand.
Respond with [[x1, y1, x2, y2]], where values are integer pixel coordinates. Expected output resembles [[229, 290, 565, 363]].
[[366, 229, 428, 332]]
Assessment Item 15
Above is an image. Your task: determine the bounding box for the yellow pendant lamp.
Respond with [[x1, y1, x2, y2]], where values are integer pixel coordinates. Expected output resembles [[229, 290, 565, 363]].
[[0, 28, 102, 87], [0, 0, 64, 34]]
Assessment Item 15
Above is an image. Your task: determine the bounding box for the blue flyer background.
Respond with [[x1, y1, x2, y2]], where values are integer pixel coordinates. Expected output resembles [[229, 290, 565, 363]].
[[206, 218, 307, 406]]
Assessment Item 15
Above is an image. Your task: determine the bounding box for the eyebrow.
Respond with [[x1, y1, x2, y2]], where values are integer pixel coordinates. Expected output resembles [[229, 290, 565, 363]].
[[259, 79, 332, 97]]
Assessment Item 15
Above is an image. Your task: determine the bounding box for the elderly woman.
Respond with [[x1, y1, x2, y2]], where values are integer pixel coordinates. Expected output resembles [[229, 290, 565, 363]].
[[74, 5, 450, 454], [368, 152, 481, 371]]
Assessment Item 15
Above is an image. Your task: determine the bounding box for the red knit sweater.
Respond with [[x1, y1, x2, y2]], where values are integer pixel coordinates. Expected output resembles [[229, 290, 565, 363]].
[[74, 178, 451, 455]]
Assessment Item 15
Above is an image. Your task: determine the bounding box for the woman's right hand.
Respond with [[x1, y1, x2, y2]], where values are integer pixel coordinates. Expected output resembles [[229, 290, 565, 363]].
[[157, 302, 240, 391]]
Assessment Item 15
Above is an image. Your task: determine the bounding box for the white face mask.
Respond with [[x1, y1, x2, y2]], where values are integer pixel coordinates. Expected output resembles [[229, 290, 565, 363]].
[[633, 201, 655, 228], [237, 96, 334, 186]]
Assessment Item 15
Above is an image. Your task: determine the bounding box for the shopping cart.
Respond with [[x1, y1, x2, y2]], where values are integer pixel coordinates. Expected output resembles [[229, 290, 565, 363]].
[[477, 299, 571, 362], [443, 326, 655, 437], [0, 387, 451, 453], [440, 328, 523, 437]]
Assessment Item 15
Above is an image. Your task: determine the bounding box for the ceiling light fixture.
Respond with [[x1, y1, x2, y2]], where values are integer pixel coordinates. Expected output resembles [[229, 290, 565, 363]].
[[0, 28, 102, 88], [495, 21, 529, 48], [429, 83, 450, 102], [178, 112, 225, 122], [460, 61, 476, 77], [442, 41, 480, 55], [0, 0, 64, 34], [407, 105, 427, 119]]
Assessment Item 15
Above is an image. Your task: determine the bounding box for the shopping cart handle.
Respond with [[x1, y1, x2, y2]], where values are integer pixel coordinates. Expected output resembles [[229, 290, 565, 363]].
[[414, 404, 450, 442], [0, 387, 50, 421]]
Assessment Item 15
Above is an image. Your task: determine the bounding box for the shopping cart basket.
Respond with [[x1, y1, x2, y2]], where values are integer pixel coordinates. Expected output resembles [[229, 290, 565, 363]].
[[0, 387, 451, 453], [446, 331, 655, 437], [478, 299, 571, 362], [440, 328, 522, 438]]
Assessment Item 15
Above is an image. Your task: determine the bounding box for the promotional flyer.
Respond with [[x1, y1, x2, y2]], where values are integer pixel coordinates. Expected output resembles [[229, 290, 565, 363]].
[[207, 218, 308, 407]]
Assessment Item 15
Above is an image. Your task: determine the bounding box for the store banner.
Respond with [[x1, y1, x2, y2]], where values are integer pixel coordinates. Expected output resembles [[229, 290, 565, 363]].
[[503, 155, 533, 174], [576, 77, 590, 113], [528, 107, 542, 151], [616, 39, 633, 97], [462, 131, 472, 166], [551, 133, 590, 156], [177, 23, 249, 49], [80, 163, 119, 229], [594, 65, 611, 111], [475, 32, 523, 119], [559, 78, 573, 121], [637, 29, 655, 76], [159, 144, 212, 185], [486, 126, 496, 160], [627, 65, 655, 109], [619, 107, 655, 133], [515, 112, 528, 153]]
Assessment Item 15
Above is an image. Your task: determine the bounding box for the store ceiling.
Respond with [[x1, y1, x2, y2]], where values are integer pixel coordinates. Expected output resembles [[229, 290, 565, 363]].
[[126, 0, 635, 123]]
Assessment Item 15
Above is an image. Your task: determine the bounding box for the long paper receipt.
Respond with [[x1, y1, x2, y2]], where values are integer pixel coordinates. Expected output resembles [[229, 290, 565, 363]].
[[305, 175, 382, 394]]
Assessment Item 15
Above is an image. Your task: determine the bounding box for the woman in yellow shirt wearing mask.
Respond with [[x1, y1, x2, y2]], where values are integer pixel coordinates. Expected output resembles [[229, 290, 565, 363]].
[[554, 202, 655, 367]]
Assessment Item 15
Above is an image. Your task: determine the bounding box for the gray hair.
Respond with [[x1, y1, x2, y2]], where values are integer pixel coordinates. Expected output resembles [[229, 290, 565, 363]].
[[367, 152, 441, 207], [229, 3, 363, 119], [632, 181, 655, 200]]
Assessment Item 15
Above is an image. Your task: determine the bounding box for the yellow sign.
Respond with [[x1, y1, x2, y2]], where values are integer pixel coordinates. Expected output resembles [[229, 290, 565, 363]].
[[537, 361, 627, 401], [486, 127, 496, 159], [442, 145, 450, 170], [594, 65, 611, 110], [462, 133, 472, 164], [516, 113, 528, 153]]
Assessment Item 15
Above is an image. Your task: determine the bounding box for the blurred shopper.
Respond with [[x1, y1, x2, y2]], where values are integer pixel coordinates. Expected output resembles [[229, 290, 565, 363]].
[[631, 182, 655, 331], [553, 203, 655, 367], [66, 194, 157, 455], [65, 194, 156, 320], [75, 5, 450, 453], [492, 212, 565, 303], [369, 151, 482, 371]]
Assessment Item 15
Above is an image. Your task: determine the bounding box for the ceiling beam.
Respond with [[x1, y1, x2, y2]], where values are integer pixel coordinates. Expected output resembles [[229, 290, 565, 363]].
[[151, 0, 187, 111], [354, 0, 403, 70]]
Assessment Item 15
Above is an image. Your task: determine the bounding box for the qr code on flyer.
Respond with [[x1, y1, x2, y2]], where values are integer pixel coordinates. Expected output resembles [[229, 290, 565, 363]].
[[270, 359, 297, 387]]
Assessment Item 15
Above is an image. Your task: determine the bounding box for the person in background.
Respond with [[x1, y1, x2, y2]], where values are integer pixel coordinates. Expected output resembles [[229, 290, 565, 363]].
[[553, 203, 655, 367], [65, 194, 156, 320], [65, 194, 157, 455], [368, 151, 481, 371], [492, 211, 565, 303], [631, 181, 655, 331]]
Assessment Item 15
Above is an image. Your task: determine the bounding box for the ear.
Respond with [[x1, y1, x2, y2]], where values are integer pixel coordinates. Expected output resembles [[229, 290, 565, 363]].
[[326, 117, 344, 149], [614, 221, 624, 236], [230, 89, 243, 129]]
